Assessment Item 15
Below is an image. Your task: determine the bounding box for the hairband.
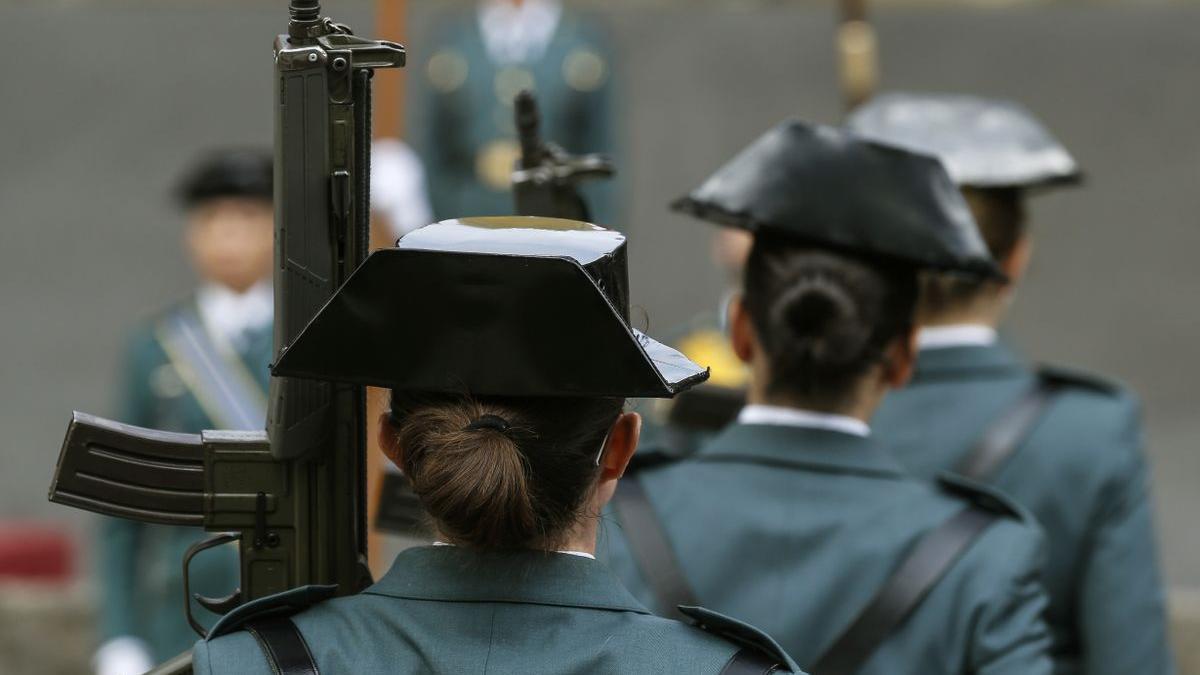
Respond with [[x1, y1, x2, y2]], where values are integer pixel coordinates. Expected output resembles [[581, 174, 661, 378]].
[[465, 414, 511, 433]]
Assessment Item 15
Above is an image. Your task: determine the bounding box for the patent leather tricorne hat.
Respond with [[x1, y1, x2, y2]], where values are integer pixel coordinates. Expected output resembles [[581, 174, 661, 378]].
[[672, 120, 1002, 279], [847, 92, 1081, 190], [273, 216, 709, 398]]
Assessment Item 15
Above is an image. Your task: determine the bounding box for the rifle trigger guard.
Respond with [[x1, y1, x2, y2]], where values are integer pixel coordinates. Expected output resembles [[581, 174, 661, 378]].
[[183, 532, 243, 637]]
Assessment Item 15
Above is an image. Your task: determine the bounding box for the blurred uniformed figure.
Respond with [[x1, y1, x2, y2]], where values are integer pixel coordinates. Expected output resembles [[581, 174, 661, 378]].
[[411, 0, 616, 225], [637, 228, 751, 455], [674, 228, 753, 389], [194, 217, 801, 675], [601, 121, 1054, 674], [94, 150, 273, 675], [851, 93, 1174, 675], [371, 138, 434, 240]]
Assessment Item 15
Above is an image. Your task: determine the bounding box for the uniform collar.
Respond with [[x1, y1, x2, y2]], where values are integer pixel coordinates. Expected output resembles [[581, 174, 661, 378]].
[[698, 422, 906, 479], [194, 280, 273, 351], [916, 324, 998, 350], [365, 546, 649, 614], [737, 404, 870, 437], [912, 339, 1026, 381]]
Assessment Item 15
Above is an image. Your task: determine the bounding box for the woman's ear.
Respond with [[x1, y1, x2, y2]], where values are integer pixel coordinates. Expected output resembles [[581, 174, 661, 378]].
[[728, 294, 756, 364], [377, 412, 403, 467], [882, 325, 919, 389], [1001, 231, 1034, 286], [599, 412, 642, 481]]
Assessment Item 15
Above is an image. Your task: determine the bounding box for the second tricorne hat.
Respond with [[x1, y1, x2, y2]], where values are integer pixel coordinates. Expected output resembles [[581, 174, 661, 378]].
[[672, 120, 1002, 279]]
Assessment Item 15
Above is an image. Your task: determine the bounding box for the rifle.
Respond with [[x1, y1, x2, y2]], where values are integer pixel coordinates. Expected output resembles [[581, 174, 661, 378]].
[[511, 89, 614, 222], [48, 1, 403, 668]]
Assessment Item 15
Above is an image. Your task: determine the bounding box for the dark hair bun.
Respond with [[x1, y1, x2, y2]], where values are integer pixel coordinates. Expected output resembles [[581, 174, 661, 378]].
[[743, 235, 918, 406], [777, 277, 867, 365]]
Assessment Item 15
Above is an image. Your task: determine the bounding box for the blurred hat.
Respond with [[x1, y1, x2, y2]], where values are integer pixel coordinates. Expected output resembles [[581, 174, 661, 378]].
[[847, 92, 1081, 189], [273, 216, 709, 398], [176, 148, 273, 208], [672, 120, 1001, 279]]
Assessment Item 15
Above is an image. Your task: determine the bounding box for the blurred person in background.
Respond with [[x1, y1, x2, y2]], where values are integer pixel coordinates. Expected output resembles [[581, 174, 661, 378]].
[[371, 138, 434, 242], [852, 93, 1174, 675], [94, 149, 274, 675], [637, 227, 752, 455], [411, 0, 617, 226]]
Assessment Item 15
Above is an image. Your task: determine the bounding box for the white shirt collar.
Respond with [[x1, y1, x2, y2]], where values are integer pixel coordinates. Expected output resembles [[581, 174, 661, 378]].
[[195, 280, 273, 351], [477, 0, 562, 65], [432, 541, 595, 560], [917, 324, 997, 351], [737, 404, 870, 438]]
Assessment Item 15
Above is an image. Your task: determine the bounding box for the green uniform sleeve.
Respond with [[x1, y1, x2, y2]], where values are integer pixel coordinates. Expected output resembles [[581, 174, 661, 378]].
[[96, 327, 157, 641], [1078, 398, 1175, 675], [191, 640, 213, 675], [969, 522, 1054, 675], [194, 632, 273, 675]]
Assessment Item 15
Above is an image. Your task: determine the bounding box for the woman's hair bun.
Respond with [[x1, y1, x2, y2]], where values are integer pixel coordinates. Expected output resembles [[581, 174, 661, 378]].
[[743, 235, 917, 406], [776, 275, 868, 366]]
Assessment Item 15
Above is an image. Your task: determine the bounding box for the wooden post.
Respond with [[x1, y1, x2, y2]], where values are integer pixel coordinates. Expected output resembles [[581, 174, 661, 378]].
[[836, 0, 878, 113], [373, 0, 408, 139], [367, 0, 408, 578]]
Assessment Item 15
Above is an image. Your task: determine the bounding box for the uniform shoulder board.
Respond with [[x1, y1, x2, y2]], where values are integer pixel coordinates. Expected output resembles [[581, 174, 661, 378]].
[[935, 472, 1028, 521], [677, 605, 797, 672], [1036, 364, 1122, 395], [206, 584, 338, 640]]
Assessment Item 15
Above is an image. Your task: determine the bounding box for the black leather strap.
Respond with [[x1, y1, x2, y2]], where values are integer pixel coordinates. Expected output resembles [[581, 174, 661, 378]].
[[955, 378, 1059, 481], [245, 617, 318, 675], [611, 476, 698, 616], [810, 506, 999, 675], [720, 647, 782, 675]]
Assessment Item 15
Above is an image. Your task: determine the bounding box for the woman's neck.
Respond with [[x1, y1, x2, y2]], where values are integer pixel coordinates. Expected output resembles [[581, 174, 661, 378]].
[[746, 386, 881, 424]]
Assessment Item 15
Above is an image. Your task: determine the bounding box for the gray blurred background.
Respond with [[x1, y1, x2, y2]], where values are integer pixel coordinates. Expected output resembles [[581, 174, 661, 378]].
[[1, 0, 1197, 605]]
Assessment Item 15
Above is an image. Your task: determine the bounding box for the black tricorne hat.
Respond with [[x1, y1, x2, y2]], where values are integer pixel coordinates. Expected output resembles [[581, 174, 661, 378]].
[[176, 148, 273, 208], [847, 92, 1081, 190], [672, 120, 1002, 279], [272, 217, 709, 398]]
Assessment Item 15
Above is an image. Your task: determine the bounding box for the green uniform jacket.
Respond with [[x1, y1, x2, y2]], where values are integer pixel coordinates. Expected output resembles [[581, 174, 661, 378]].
[[194, 546, 804, 674], [411, 9, 617, 226], [98, 300, 272, 661], [871, 342, 1174, 675], [600, 422, 1054, 675]]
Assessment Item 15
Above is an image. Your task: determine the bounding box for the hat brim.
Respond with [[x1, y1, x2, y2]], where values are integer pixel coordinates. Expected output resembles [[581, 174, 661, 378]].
[[273, 248, 709, 398]]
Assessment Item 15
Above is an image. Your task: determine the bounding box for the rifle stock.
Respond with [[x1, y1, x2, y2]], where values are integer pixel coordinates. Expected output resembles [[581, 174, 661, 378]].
[[47, 3, 405, 666], [511, 89, 613, 222]]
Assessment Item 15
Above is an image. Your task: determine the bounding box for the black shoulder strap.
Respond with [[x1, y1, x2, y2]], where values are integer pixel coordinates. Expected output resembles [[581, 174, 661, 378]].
[[720, 647, 783, 675], [809, 506, 999, 675], [955, 377, 1060, 481], [245, 617, 319, 675], [611, 476, 698, 616]]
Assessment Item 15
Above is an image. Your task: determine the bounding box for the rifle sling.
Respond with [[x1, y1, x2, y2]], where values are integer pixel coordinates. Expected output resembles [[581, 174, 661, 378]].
[[611, 476, 698, 615], [809, 506, 998, 675], [721, 647, 784, 675], [245, 617, 318, 675], [955, 377, 1059, 481], [155, 306, 267, 431]]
